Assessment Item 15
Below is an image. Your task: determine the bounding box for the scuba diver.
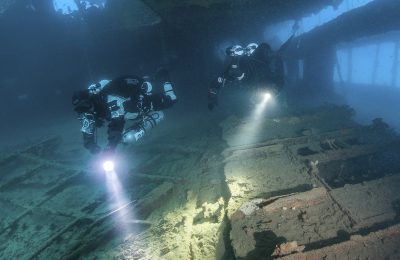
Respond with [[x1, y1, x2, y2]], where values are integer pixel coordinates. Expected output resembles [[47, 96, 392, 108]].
[[207, 35, 294, 110], [72, 69, 177, 154]]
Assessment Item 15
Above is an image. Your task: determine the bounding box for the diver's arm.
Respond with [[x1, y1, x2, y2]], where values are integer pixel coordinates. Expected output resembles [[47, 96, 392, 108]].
[[223, 63, 245, 82], [79, 113, 100, 154], [150, 93, 176, 110], [207, 76, 225, 111], [72, 90, 101, 154], [148, 82, 177, 110], [208, 59, 245, 110]]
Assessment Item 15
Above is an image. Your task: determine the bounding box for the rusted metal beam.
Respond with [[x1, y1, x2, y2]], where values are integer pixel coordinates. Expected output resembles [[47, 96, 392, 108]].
[[0, 171, 83, 236], [277, 224, 400, 259], [223, 128, 359, 158], [129, 171, 187, 183], [301, 144, 385, 164], [60, 182, 174, 259], [0, 165, 45, 192]]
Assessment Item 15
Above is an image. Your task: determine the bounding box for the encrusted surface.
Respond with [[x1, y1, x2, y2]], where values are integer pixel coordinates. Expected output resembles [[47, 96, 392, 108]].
[[1, 105, 399, 259], [222, 106, 400, 259]]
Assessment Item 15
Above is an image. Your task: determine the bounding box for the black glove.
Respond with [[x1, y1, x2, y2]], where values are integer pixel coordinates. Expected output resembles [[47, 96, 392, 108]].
[[87, 143, 101, 155], [103, 144, 115, 157], [208, 101, 216, 111], [83, 133, 101, 154], [208, 91, 218, 111]]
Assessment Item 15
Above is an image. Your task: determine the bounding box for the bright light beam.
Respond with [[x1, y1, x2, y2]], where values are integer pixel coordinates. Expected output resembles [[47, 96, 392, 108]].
[[263, 92, 272, 102], [230, 91, 275, 146], [101, 158, 134, 235], [103, 160, 115, 172], [253, 91, 273, 118]]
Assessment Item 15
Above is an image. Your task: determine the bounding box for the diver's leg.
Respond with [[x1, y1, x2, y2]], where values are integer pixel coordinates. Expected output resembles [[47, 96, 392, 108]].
[[80, 113, 101, 154], [122, 111, 165, 144]]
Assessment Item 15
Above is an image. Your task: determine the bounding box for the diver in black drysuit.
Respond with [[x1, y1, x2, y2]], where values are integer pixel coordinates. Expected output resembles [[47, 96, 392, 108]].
[[72, 69, 177, 154], [207, 35, 294, 110]]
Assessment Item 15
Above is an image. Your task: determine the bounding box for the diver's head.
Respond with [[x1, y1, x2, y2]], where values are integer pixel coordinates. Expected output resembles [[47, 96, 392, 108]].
[[140, 76, 152, 95], [226, 45, 244, 57], [88, 79, 110, 95], [141, 81, 153, 95], [257, 43, 273, 57], [245, 43, 258, 56]]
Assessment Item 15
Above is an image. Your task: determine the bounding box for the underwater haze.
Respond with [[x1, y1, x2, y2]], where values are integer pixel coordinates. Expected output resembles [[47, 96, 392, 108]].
[[1, 0, 400, 259]]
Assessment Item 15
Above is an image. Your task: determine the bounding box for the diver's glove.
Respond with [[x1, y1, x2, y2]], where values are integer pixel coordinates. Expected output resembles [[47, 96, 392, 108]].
[[83, 133, 101, 155], [90, 145, 101, 155], [208, 101, 215, 111], [207, 90, 218, 111], [85, 142, 101, 155], [104, 143, 116, 155]]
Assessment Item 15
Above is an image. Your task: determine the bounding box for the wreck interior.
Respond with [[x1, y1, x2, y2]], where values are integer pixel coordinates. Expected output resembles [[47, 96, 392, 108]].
[[1, 0, 400, 259]]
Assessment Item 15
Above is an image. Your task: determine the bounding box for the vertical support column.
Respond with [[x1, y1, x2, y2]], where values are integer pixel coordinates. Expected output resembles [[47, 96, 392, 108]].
[[335, 49, 345, 84], [372, 43, 381, 85], [303, 44, 336, 96], [334, 47, 346, 95], [347, 47, 352, 84], [284, 57, 299, 88], [391, 41, 399, 87]]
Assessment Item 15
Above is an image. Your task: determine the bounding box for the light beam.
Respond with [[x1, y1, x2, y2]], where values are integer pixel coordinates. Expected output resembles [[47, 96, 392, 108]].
[[230, 90, 276, 146], [102, 160, 115, 172]]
